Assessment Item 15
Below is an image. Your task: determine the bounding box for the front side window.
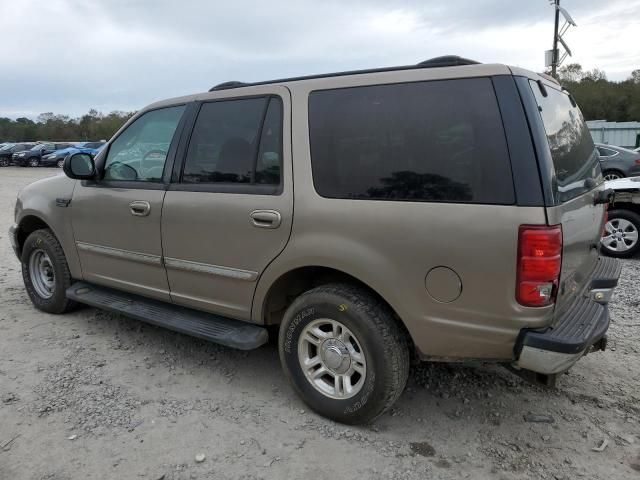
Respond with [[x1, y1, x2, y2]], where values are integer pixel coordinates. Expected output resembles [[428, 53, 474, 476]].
[[181, 96, 282, 186], [104, 105, 185, 182], [308, 78, 515, 204]]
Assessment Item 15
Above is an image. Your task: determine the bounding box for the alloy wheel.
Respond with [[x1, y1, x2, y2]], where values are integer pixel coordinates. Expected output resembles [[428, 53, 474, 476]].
[[602, 218, 639, 253], [603, 172, 622, 181], [298, 318, 367, 400]]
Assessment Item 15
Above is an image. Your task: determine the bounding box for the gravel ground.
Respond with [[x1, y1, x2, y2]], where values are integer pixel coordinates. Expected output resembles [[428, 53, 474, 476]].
[[0, 167, 639, 480]]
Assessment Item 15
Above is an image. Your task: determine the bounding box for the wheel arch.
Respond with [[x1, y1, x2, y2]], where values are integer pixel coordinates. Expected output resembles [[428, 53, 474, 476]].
[[254, 264, 414, 350], [15, 214, 53, 256], [610, 202, 640, 216], [602, 168, 625, 179]]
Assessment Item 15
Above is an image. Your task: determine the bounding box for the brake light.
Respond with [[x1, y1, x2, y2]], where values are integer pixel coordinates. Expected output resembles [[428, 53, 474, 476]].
[[635, 159, 640, 165], [516, 225, 562, 307]]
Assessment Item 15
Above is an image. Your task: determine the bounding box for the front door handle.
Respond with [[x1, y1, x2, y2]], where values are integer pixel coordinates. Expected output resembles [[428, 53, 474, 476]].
[[129, 201, 151, 217], [250, 209, 282, 229]]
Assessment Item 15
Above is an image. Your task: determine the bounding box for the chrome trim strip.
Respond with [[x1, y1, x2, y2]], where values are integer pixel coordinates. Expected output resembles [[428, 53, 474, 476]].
[[76, 242, 163, 266], [164, 257, 258, 282]]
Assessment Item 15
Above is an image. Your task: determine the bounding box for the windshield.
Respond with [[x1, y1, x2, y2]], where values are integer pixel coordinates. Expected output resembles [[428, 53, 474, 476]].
[[0, 143, 14, 151], [530, 80, 601, 203], [30, 144, 44, 151]]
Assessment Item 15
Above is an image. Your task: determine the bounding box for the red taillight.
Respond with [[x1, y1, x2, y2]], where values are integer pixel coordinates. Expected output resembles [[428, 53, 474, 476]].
[[516, 225, 562, 307], [635, 159, 640, 165]]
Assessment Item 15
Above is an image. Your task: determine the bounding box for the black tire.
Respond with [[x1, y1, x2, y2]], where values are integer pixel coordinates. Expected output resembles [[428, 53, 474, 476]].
[[28, 157, 40, 167], [278, 283, 409, 424], [601, 209, 640, 258], [21, 229, 77, 313], [0, 157, 8, 167], [602, 170, 625, 181]]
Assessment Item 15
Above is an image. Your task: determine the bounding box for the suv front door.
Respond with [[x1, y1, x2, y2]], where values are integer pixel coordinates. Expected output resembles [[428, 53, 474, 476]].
[[161, 88, 293, 320], [71, 105, 186, 301]]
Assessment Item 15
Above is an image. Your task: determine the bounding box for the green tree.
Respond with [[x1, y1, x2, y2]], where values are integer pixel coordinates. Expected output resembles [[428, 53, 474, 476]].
[[0, 109, 134, 143]]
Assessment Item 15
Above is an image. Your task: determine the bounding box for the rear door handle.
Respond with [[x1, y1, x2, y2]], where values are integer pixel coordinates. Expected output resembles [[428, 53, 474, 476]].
[[250, 209, 282, 229], [129, 201, 151, 217]]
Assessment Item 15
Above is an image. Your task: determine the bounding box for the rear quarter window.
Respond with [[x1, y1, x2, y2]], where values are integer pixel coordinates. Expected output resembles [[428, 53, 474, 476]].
[[529, 80, 600, 202], [308, 77, 515, 204]]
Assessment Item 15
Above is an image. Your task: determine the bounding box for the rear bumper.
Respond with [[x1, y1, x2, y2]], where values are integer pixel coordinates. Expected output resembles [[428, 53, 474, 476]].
[[514, 256, 620, 375]]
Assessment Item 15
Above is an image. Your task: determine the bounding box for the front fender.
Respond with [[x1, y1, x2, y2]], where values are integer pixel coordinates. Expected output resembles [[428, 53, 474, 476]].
[[15, 175, 82, 279]]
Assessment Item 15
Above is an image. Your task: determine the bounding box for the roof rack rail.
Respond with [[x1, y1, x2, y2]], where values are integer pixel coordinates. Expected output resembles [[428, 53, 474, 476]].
[[210, 81, 248, 91], [207, 55, 482, 92], [417, 55, 480, 67]]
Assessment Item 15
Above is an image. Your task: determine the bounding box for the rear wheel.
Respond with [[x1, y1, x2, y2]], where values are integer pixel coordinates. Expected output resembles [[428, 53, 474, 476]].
[[603, 170, 624, 181], [21, 229, 77, 313], [0, 157, 8, 167], [278, 283, 409, 424], [57, 159, 65, 168], [28, 157, 40, 167], [601, 209, 640, 258]]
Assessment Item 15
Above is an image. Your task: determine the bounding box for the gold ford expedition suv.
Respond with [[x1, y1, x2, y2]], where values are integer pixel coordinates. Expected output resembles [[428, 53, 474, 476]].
[[10, 56, 620, 424]]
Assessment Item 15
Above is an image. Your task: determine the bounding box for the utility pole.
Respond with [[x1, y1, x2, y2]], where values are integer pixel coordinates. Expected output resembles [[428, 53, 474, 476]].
[[545, 1, 576, 78], [551, 0, 560, 78]]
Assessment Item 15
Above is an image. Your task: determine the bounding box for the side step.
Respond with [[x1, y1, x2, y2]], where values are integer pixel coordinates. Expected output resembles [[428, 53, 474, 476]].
[[590, 256, 622, 289], [66, 282, 269, 350]]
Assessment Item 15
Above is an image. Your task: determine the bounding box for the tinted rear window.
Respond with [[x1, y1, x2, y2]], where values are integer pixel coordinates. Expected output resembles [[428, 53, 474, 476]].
[[308, 78, 515, 204], [529, 81, 600, 202]]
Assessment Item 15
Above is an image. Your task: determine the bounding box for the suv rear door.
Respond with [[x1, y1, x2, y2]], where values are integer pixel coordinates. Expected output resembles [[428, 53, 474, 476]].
[[161, 86, 293, 320], [523, 79, 605, 314]]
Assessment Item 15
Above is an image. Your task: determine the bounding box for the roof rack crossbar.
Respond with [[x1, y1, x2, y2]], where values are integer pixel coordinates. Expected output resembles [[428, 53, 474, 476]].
[[208, 55, 481, 92]]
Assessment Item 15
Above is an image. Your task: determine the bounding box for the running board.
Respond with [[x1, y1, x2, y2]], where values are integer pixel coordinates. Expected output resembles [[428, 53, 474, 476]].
[[66, 282, 268, 350]]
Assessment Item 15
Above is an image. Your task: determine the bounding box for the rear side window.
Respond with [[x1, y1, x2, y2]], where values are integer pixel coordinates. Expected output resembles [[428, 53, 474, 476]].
[[308, 78, 515, 204], [529, 81, 600, 202], [596, 146, 617, 157], [182, 96, 282, 186]]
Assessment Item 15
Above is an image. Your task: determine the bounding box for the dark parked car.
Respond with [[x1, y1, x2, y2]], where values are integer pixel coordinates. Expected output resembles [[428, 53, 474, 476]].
[[596, 143, 640, 180], [0, 143, 35, 167], [12, 142, 74, 167], [42, 142, 106, 168]]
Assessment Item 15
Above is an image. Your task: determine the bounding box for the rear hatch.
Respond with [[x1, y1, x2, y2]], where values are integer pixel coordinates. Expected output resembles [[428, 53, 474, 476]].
[[528, 79, 606, 315]]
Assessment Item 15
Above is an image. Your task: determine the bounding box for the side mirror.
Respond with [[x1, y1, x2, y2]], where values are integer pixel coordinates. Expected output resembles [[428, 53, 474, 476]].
[[63, 152, 96, 180]]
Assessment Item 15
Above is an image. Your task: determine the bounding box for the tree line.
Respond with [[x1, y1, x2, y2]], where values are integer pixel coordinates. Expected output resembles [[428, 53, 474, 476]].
[[555, 64, 640, 122], [0, 109, 135, 143]]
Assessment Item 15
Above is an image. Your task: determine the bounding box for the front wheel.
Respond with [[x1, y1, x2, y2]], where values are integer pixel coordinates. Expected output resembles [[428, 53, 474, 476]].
[[28, 157, 40, 167], [278, 283, 409, 424], [57, 159, 65, 168], [603, 170, 624, 181], [21, 229, 77, 313], [601, 209, 640, 258], [0, 157, 8, 167]]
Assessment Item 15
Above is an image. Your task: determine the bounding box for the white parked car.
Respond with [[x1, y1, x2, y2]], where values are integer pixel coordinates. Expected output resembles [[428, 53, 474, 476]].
[[602, 177, 640, 257]]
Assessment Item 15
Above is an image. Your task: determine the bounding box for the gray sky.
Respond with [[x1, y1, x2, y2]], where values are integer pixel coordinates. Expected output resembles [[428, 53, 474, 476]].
[[2, 0, 639, 119]]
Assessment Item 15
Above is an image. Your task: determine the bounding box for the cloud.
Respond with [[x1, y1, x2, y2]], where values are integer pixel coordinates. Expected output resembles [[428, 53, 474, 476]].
[[1, 0, 638, 118]]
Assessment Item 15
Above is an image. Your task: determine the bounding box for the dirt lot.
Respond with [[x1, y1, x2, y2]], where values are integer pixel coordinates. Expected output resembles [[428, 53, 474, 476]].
[[0, 167, 639, 480]]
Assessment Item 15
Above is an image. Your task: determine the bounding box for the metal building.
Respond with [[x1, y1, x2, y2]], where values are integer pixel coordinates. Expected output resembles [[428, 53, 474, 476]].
[[587, 120, 640, 149]]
